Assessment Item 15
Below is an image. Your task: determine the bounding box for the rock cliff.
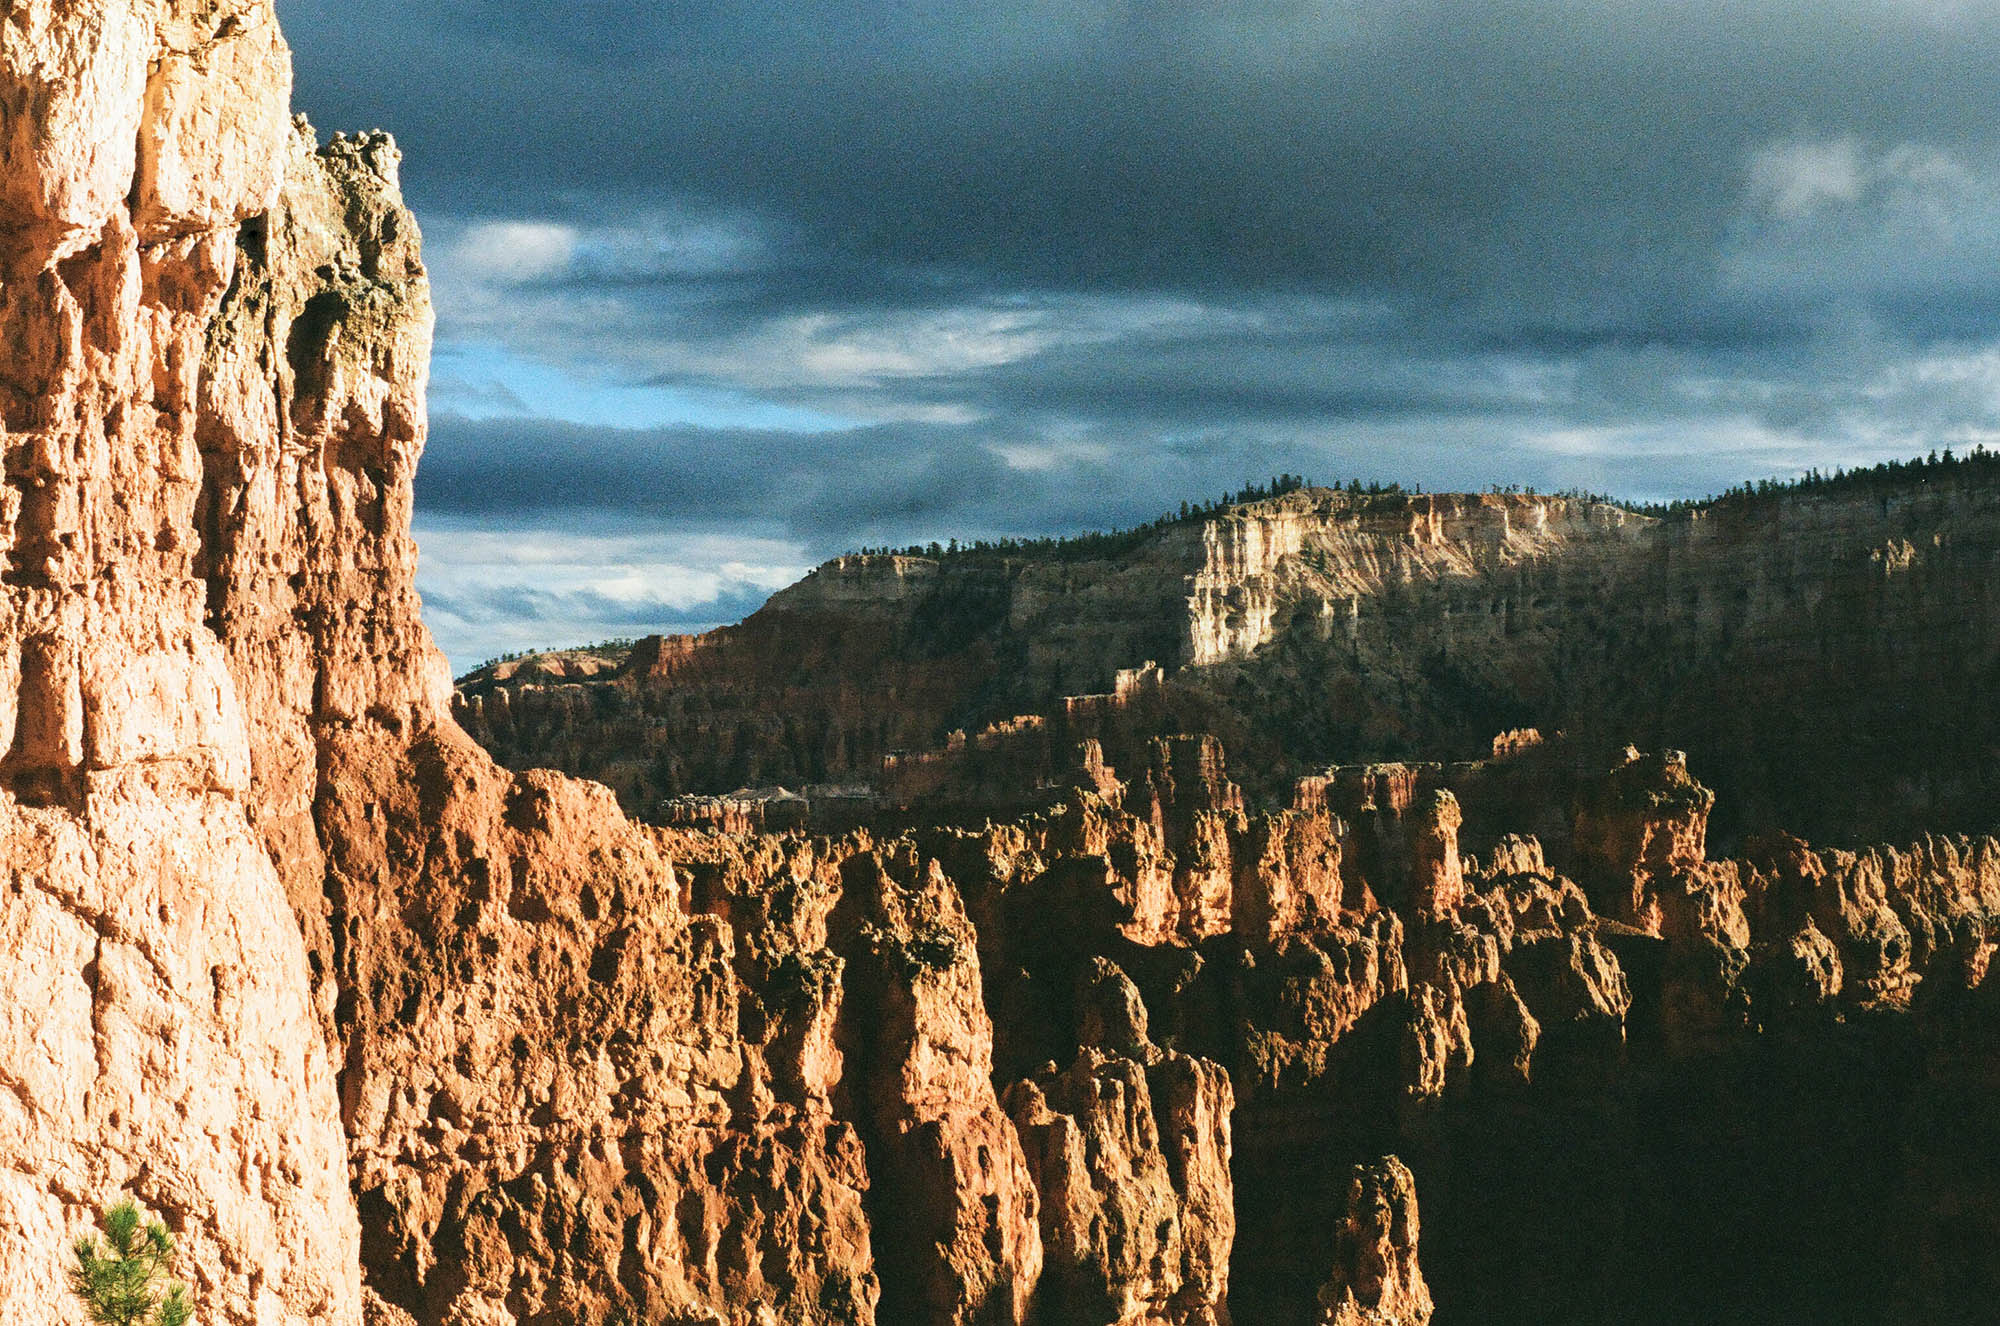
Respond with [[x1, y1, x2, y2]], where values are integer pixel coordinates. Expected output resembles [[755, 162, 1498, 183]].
[[1, 2, 359, 1317], [6, 5, 2000, 1325], [461, 472, 2000, 849]]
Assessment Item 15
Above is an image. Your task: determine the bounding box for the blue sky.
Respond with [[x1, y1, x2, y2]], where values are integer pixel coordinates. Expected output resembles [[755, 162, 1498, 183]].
[[276, 0, 2000, 671]]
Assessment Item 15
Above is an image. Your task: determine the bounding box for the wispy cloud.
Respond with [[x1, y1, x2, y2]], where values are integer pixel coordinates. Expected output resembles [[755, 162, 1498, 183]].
[[414, 519, 808, 670], [441, 219, 579, 282]]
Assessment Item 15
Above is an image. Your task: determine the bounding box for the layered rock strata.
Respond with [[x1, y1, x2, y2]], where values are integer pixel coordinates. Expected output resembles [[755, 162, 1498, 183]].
[[8, 4, 2000, 1325], [1, 2, 358, 1317], [460, 472, 2000, 849]]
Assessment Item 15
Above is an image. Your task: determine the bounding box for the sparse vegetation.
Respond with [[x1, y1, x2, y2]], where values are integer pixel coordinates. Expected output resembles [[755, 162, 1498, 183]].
[[848, 473, 1322, 563], [1651, 444, 2000, 517], [762, 947, 845, 1019], [465, 636, 641, 677], [462, 449, 2000, 673], [1539, 445, 2000, 519], [843, 446, 2000, 563], [69, 1199, 191, 1326], [861, 920, 963, 980]]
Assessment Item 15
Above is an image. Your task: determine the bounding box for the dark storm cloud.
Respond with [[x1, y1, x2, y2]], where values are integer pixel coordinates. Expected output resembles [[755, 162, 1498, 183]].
[[417, 412, 1215, 551], [415, 413, 1009, 533], [281, 0, 2000, 315], [278, 0, 2000, 417]]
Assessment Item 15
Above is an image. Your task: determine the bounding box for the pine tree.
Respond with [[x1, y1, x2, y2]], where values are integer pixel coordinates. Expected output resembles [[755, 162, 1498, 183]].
[[69, 1199, 192, 1326]]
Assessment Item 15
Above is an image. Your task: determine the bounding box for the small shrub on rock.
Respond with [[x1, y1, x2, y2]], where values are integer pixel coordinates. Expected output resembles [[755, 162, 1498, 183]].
[[69, 1198, 192, 1326]]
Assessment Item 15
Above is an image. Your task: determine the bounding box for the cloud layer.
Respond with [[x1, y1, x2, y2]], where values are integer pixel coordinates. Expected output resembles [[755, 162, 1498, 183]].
[[278, 0, 2000, 668]]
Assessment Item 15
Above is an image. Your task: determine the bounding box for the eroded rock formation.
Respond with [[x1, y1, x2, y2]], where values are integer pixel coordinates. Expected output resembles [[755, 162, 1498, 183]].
[[459, 472, 2000, 850], [7, 4, 2000, 1325], [1315, 1158, 1432, 1326], [1, 3, 359, 1317], [1005, 959, 1234, 1326]]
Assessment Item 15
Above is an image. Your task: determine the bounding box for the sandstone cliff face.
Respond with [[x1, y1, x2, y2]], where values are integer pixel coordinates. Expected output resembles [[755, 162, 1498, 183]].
[[1183, 491, 1645, 669], [1315, 1158, 1431, 1326], [0, 13, 1237, 1318], [1571, 748, 1718, 934], [320, 741, 885, 1324], [0, 2, 360, 1318], [454, 491, 1647, 818], [380, 654, 2000, 1323], [1005, 959, 1234, 1326]]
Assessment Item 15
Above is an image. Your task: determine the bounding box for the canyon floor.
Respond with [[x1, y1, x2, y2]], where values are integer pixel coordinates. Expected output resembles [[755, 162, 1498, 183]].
[[3, 2, 1997, 1323]]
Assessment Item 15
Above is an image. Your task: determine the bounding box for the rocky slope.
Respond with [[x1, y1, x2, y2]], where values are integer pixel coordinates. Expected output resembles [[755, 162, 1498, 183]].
[[5, 5, 1999, 1326], [460, 472, 2000, 848]]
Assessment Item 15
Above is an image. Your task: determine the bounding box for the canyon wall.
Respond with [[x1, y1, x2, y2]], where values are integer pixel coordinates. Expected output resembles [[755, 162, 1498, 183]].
[[461, 477, 2000, 849], [2, 9, 1238, 1322], [0, 2, 361, 1317], [6, 5, 1999, 1325]]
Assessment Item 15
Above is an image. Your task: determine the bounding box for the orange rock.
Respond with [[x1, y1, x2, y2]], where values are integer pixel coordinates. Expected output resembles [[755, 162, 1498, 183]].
[[1572, 748, 1715, 933], [1316, 1157, 1434, 1326], [1407, 790, 1465, 921], [0, 4, 360, 1317], [838, 850, 1043, 1325], [1005, 962, 1234, 1325], [12, 4, 2000, 1319]]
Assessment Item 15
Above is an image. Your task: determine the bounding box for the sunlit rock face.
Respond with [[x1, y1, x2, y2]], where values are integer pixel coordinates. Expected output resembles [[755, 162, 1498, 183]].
[[0, 1, 358, 1318], [8, 5, 2000, 1326], [1315, 1157, 1433, 1326], [460, 473, 2000, 852]]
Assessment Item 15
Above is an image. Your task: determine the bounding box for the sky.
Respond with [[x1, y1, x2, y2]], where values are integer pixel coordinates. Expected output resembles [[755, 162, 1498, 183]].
[[276, 0, 2000, 671]]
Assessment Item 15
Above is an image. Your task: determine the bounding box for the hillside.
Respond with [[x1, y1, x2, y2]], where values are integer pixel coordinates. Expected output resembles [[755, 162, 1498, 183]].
[[458, 470, 2000, 847]]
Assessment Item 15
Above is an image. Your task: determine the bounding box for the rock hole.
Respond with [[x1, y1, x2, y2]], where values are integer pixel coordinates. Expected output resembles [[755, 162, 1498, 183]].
[[285, 291, 344, 401], [237, 214, 267, 267]]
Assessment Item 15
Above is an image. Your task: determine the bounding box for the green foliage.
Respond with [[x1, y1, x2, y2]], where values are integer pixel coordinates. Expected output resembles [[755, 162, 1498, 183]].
[[1570, 444, 2000, 519], [463, 636, 641, 679], [845, 447, 2000, 568], [762, 946, 845, 1019], [847, 472, 1321, 564], [69, 1199, 192, 1326]]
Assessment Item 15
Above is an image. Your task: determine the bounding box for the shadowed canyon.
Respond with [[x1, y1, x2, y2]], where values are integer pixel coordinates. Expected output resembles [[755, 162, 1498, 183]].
[[2, 3, 1997, 1324]]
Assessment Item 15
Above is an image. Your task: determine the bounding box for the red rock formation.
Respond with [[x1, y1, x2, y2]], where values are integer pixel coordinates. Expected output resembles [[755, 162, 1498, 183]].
[[1005, 960, 1234, 1326], [1572, 748, 1716, 932], [324, 739, 882, 1323], [13, 6, 2000, 1323], [1407, 791, 1465, 921], [1139, 736, 1247, 943], [1, 6, 896, 1320], [1315, 1158, 1433, 1326], [461, 458, 2000, 861], [1231, 809, 1348, 944], [0, 3, 360, 1317], [835, 846, 1044, 1326], [1225, 912, 1410, 1098]]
